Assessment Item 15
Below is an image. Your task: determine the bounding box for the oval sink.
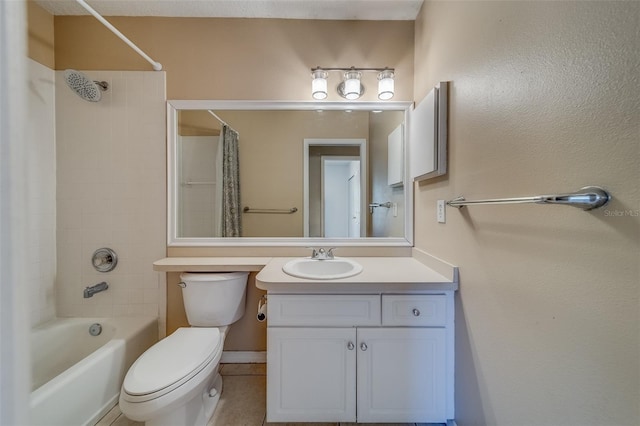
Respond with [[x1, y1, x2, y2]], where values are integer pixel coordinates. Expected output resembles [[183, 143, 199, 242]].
[[282, 257, 363, 280]]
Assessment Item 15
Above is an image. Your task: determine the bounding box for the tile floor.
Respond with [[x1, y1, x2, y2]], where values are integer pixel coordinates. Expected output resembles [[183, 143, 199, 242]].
[[96, 363, 444, 426]]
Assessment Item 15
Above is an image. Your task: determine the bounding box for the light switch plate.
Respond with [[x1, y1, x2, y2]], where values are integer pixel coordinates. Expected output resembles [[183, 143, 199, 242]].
[[437, 200, 446, 223]]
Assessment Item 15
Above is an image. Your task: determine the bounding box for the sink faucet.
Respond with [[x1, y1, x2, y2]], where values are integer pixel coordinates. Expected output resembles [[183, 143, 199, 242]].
[[84, 281, 109, 298], [310, 247, 335, 260]]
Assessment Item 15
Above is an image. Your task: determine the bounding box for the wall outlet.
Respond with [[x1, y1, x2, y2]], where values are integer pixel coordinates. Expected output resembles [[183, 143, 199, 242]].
[[437, 200, 446, 223]]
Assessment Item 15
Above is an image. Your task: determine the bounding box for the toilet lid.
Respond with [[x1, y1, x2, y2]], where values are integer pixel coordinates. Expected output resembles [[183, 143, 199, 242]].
[[123, 327, 221, 397]]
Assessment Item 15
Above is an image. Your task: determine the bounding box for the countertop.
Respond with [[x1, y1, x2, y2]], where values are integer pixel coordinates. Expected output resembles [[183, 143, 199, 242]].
[[153, 249, 458, 293], [153, 257, 270, 272], [255, 256, 458, 293]]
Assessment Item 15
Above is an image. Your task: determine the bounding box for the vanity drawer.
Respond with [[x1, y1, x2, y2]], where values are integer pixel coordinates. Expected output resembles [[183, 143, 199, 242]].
[[268, 295, 381, 326], [382, 294, 447, 326]]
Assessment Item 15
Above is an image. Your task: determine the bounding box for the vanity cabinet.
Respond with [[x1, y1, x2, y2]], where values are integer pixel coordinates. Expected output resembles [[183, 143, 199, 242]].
[[266, 293, 454, 424]]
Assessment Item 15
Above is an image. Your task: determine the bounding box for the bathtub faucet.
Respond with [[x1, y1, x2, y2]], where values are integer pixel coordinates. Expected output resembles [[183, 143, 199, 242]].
[[84, 281, 109, 298]]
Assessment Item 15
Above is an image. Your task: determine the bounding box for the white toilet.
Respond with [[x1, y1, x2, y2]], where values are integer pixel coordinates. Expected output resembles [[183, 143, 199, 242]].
[[119, 272, 249, 426]]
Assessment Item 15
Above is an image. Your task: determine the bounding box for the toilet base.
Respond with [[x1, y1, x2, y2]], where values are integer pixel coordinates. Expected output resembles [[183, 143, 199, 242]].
[[145, 373, 223, 426]]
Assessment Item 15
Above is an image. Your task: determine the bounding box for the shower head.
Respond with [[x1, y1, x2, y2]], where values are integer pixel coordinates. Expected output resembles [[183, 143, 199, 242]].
[[63, 69, 108, 102]]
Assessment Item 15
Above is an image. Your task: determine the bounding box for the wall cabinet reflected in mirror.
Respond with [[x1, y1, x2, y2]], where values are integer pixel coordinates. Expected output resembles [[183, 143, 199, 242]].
[[167, 101, 413, 246]]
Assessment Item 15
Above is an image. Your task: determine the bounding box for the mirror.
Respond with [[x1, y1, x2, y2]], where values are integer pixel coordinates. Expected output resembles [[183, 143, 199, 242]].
[[167, 100, 413, 246]]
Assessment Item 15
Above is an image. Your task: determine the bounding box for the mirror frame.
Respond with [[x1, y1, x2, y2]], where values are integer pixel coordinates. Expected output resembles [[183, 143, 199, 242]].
[[167, 100, 414, 247]]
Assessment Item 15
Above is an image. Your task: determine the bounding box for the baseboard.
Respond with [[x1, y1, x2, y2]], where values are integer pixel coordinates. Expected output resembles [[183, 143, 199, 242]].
[[446, 420, 458, 426], [221, 351, 266, 363]]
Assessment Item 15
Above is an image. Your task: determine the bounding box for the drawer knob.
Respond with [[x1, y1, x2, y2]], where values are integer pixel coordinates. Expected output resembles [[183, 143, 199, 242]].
[[347, 341, 355, 350], [360, 342, 368, 351], [412, 308, 421, 316]]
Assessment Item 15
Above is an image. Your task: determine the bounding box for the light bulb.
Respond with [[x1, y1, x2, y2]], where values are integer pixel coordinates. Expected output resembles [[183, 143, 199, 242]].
[[377, 70, 394, 100], [343, 70, 362, 100], [311, 69, 328, 100]]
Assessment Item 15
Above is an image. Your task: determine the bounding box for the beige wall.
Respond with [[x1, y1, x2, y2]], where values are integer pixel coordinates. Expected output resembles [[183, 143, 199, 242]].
[[414, 2, 639, 425], [27, 0, 54, 67], [53, 16, 414, 344], [54, 17, 414, 101]]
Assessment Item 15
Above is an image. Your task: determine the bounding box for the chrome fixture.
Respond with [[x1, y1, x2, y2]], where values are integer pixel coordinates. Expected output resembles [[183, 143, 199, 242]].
[[310, 66, 395, 100], [369, 201, 392, 213], [92, 247, 118, 272], [88, 323, 103, 336], [84, 281, 109, 298], [243, 206, 298, 214], [309, 247, 335, 260], [64, 69, 108, 102], [447, 186, 611, 211]]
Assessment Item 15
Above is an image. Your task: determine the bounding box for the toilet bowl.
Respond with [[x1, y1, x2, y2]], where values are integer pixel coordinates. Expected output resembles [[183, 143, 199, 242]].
[[119, 272, 249, 426]]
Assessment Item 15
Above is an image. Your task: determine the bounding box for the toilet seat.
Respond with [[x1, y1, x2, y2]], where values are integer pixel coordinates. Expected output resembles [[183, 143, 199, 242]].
[[121, 327, 222, 403]]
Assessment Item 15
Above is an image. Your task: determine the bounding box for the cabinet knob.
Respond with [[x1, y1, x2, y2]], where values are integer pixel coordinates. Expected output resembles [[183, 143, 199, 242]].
[[412, 308, 421, 316], [347, 341, 355, 350], [360, 342, 368, 351]]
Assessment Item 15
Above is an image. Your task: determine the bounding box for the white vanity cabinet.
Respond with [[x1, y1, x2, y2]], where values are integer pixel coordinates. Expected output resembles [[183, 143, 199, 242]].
[[266, 293, 454, 424]]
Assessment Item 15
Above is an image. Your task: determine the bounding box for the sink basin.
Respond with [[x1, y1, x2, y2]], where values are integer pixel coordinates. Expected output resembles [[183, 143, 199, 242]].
[[282, 257, 363, 280]]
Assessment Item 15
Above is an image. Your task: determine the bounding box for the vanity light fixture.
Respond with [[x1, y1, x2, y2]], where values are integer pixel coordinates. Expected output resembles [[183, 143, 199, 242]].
[[377, 69, 395, 100], [311, 66, 395, 100], [339, 70, 363, 100], [311, 69, 328, 100]]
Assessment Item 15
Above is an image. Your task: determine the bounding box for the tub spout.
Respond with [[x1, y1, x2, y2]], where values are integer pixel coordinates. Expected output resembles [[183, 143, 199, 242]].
[[84, 281, 108, 298]]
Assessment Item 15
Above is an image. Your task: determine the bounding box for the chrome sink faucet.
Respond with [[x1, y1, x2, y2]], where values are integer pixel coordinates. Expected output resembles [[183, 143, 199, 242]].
[[84, 281, 109, 298], [310, 247, 335, 260]]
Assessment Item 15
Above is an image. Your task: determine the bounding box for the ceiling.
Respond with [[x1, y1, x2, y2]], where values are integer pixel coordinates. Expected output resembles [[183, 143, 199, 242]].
[[34, 0, 424, 20]]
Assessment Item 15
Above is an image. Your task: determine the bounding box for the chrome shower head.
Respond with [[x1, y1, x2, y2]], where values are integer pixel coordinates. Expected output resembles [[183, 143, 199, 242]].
[[63, 69, 108, 102]]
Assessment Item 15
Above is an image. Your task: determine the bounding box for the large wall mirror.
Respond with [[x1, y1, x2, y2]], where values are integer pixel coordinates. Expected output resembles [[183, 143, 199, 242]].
[[167, 100, 413, 246]]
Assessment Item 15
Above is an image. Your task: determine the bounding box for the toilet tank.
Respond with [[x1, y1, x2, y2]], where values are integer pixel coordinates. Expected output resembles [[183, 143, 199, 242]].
[[179, 272, 249, 327]]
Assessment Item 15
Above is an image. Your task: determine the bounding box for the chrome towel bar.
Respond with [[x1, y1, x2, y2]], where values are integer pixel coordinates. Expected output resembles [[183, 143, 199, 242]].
[[243, 206, 298, 214], [447, 186, 610, 211]]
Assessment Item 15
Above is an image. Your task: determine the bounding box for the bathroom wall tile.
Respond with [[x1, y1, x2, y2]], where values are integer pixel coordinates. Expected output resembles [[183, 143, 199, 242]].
[[56, 70, 166, 320], [27, 59, 57, 326]]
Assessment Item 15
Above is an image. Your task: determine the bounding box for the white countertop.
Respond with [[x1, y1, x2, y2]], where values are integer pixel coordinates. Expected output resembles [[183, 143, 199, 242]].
[[153, 257, 271, 272], [153, 249, 458, 293], [256, 256, 458, 293]]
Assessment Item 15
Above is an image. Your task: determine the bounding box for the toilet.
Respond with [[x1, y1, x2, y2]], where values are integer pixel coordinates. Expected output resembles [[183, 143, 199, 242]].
[[119, 272, 249, 426]]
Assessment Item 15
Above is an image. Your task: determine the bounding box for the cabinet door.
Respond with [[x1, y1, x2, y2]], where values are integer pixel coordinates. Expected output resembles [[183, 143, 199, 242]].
[[267, 327, 356, 423], [357, 327, 447, 423]]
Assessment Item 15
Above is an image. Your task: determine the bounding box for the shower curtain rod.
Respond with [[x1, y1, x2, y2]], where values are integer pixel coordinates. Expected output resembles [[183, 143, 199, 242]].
[[207, 110, 228, 127], [207, 110, 239, 134], [76, 0, 162, 71]]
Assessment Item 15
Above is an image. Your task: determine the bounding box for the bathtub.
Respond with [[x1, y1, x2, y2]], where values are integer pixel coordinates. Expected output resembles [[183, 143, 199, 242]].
[[29, 317, 158, 426]]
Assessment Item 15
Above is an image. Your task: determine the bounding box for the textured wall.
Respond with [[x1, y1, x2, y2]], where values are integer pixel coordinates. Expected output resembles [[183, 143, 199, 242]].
[[414, 1, 639, 425]]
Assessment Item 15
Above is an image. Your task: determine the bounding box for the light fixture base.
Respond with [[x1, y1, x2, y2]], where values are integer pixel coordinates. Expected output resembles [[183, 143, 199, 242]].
[[337, 81, 365, 100]]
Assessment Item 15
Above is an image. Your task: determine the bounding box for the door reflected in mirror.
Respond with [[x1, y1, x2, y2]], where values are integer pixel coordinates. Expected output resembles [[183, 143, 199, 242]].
[[168, 101, 413, 246]]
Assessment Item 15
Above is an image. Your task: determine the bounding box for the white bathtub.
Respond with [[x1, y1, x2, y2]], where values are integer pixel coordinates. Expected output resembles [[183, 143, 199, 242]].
[[29, 317, 158, 426]]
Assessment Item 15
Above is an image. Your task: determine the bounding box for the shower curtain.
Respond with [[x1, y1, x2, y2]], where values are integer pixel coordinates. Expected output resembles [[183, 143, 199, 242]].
[[219, 125, 242, 237]]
